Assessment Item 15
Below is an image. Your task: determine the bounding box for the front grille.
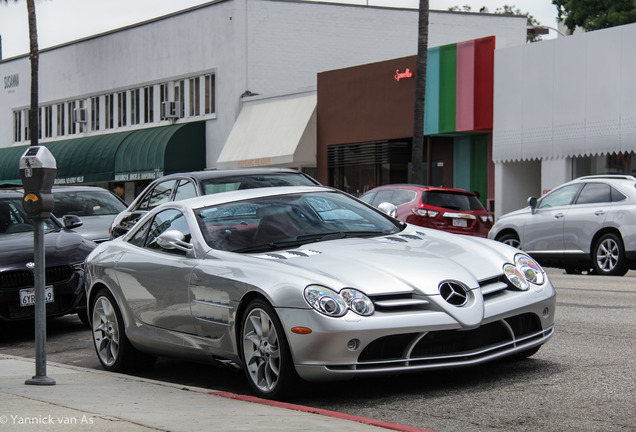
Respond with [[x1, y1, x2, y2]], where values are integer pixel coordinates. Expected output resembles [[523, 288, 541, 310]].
[[0, 265, 73, 289], [357, 313, 544, 366]]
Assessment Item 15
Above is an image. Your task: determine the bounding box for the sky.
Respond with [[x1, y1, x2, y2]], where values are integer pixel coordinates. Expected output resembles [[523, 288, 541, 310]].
[[0, 0, 561, 60]]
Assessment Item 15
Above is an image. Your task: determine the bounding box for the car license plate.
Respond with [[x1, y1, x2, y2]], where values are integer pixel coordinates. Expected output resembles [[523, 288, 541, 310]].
[[19, 286, 54, 307], [452, 218, 468, 228]]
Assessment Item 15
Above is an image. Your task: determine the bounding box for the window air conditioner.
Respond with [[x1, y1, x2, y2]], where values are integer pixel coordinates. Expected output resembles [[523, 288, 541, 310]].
[[73, 108, 88, 123], [161, 101, 181, 119]]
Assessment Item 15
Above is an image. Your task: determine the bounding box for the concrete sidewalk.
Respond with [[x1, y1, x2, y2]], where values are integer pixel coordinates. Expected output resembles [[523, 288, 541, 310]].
[[0, 355, 432, 432]]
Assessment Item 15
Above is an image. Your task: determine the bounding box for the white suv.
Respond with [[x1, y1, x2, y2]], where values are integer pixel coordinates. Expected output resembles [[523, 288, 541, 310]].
[[488, 175, 636, 276]]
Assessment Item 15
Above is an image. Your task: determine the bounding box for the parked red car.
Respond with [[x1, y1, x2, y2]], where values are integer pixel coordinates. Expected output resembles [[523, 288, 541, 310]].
[[360, 184, 494, 237]]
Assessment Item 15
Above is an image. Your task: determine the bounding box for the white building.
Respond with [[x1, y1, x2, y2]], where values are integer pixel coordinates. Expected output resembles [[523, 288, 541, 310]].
[[0, 0, 526, 201], [493, 22, 636, 216]]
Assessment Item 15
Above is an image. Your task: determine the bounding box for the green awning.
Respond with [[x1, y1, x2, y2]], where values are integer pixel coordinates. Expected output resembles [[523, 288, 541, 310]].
[[0, 122, 206, 184], [0, 145, 31, 184], [114, 122, 205, 181], [47, 132, 132, 184]]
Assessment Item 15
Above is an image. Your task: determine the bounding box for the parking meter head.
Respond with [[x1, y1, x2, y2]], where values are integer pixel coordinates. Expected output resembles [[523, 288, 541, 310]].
[[19, 146, 57, 220]]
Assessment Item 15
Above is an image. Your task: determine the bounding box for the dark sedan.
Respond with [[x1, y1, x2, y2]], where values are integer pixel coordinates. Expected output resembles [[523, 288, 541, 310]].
[[109, 168, 320, 238], [0, 189, 96, 324]]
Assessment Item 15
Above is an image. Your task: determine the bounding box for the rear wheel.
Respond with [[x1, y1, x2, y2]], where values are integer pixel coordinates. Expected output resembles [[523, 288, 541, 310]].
[[592, 233, 628, 276], [240, 299, 299, 399], [498, 233, 521, 249], [91, 289, 156, 372]]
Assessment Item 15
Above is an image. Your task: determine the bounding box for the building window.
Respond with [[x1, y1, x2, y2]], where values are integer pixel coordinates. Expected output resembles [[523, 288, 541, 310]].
[[117, 91, 127, 127], [23, 109, 32, 141], [159, 83, 169, 105], [174, 80, 185, 119], [144, 86, 154, 123], [130, 89, 140, 125], [105, 94, 114, 129], [56, 103, 65, 136], [91, 97, 100, 131], [573, 152, 636, 177], [67, 101, 77, 135], [189, 77, 200, 116], [204, 73, 215, 115], [43, 105, 53, 138], [13, 111, 21, 142]]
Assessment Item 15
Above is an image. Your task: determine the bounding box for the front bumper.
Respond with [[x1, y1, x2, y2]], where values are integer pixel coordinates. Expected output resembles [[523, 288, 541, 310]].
[[0, 266, 85, 322], [278, 286, 556, 382]]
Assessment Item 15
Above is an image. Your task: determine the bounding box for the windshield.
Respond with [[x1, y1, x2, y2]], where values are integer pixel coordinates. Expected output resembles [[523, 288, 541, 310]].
[[195, 191, 401, 252], [0, 198, 58, 235], [201, 173, 318, 195], [52, 189, 127, 217]]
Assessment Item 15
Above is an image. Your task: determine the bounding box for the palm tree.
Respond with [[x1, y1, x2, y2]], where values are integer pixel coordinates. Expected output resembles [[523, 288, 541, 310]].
[[3, 0, 39, 146], [410, 0, 429, 185]]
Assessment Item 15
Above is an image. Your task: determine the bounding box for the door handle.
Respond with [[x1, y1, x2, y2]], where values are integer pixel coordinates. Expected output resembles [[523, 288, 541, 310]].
[[554, 213, 565, 219], [594, 210, 606, 216]]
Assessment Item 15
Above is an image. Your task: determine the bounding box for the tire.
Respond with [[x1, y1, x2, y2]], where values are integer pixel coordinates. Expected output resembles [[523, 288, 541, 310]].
[[240, 299, 299, 399], [76, 309, 90, 327], [498, 232, 521, 249], [90, 289, 156, 372], [592, 233, 628, 276]]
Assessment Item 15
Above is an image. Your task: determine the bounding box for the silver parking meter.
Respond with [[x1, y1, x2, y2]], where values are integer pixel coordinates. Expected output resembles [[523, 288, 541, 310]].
[[20, 146, 57, 386]]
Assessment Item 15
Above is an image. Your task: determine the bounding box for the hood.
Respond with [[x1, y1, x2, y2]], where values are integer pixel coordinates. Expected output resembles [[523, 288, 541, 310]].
[[250, 228, 512, 297], [0, 229, 96, 270], [497, 206, 531, 221], [70, 215, 117, 242]]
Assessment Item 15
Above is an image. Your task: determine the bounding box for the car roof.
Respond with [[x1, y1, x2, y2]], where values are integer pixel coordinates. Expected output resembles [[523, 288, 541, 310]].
[[164, 185, 334, 210], [52, 185, 112, 192], [0, 188, 23, 198], [155, 168, 316, 182], [363, 184, 477, 195]]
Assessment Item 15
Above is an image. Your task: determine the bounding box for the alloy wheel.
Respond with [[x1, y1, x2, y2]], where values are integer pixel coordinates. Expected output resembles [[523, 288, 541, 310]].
[[596, 237, 619, 273], [92, 296, 120, 367], [242, 308, 281, 394]]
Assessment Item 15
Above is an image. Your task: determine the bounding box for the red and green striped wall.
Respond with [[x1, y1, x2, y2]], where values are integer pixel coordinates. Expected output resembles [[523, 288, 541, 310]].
[[424, 36, 495, 135]]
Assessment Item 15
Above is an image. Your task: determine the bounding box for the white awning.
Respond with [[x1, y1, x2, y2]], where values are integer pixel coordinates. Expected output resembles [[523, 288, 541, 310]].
[[216, 92, 316, 169]]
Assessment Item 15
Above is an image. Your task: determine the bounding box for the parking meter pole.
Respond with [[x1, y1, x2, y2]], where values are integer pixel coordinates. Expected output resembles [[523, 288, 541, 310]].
[[19, 146, 57, 387], [25, 219, 55, 386]]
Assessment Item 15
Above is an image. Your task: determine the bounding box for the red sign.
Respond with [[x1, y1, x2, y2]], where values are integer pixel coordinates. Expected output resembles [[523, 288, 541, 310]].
[[394, 68, 413, 82]]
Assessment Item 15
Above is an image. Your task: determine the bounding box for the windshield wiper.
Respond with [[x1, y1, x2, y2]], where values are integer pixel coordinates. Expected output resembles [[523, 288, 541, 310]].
[[234, 231, 390, 253]]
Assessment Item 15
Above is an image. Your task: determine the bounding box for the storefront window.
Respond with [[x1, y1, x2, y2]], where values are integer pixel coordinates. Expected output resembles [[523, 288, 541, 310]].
[[572, 152, 636, 178]]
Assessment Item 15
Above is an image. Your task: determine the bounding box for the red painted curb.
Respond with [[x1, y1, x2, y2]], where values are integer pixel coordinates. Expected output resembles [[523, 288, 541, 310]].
[[209, 391, 437, 432]]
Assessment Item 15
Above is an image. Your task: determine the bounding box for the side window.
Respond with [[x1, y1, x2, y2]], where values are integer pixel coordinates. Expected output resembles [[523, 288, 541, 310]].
[[392, 190, 417, 206], [372, 190, 395, 206], [538, 184, 581, 209], [145, 209, 191, 254], [128, 219, 151, 247], [611, 187, 627, 202], [359, 192, 376, 205], [145, 180, 177, 210], [575, 183, 611, 205], [174, 180, 197, 202]]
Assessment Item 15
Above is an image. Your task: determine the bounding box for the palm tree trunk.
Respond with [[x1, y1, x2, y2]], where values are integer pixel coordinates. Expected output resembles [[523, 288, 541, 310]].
[[410, 0, 429, 185], [27, 0, 39, 146]]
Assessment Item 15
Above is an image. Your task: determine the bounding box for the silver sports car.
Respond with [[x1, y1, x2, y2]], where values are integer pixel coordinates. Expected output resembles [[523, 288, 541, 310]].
[[85, 186, 556, 399]]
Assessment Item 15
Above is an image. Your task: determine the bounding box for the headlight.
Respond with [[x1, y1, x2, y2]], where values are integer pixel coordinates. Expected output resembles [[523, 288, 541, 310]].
[[514, 254, 545, 285], [304, 285, 374, 317], [503, 264, 529, 290], [340, 288, 374, 316], [503, 254, 546, 290]]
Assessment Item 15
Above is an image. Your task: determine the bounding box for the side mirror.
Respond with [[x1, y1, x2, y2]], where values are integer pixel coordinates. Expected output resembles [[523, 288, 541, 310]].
[[157, 230, 193, 253], [528, 197, 538, 214], [62, 214, 83, 229], [378, 202, 398, 218]]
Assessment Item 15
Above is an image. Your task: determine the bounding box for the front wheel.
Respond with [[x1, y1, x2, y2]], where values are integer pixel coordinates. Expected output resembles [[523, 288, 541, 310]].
[[498, 232, 521, 249], [241, 299, 299, 399], [91, 289, 156, 372], [592, 233, 628, 276]]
